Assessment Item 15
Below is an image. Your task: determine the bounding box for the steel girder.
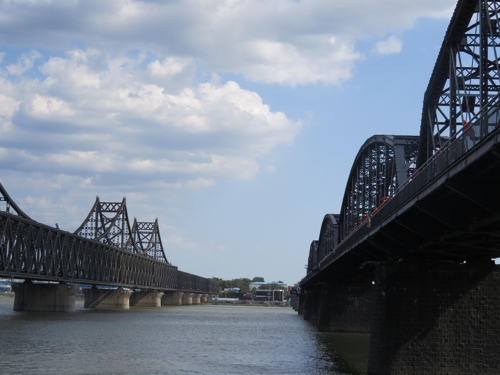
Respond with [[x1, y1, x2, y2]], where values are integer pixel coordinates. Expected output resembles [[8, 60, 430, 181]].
[[418, 0, 500, 166], [0, 182, 219, 293], [0, 211, 178, 289], [339, 135, 419, 240]]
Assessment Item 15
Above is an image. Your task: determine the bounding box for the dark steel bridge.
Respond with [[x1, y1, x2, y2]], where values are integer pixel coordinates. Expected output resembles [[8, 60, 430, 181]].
[[302, 0, 500, 287], [0, 184, 218, 294], [298, 2, 500, 372]]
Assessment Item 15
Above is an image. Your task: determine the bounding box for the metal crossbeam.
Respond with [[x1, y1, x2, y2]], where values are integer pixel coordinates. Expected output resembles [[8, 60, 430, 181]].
[[418, 0, 500, 166]]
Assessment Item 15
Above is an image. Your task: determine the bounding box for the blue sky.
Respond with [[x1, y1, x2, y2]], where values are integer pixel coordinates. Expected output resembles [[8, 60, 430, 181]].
[[0, 0, 457, 285]]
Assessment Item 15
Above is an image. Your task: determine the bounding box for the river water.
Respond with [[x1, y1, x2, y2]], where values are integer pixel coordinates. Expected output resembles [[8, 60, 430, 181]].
[[0, 298, 368, 375]]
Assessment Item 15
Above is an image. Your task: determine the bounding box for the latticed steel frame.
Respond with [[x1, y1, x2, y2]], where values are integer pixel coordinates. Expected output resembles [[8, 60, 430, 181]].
[[74, 197, 170, 263], [0, 183, 31, 220], [339, 135, 418, 240], [418, 0, 500, 166], [131, 219, 169, 263], [0, 212, 179, 289], [0, 182, 219, 293], [307, 240, 319, 274], [316, 214, 339, 265]]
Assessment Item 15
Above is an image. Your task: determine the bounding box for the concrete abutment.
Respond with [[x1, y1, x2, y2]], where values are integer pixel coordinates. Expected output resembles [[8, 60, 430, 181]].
[[12, 281, 78, 312]]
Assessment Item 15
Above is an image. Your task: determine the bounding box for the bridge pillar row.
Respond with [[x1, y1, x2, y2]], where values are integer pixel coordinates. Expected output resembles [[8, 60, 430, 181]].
[[318, 281, 374, 333], [297, 290, 306, 315], [182, 293, 194, 305], [161, 291, 184, 306], [12, 281, 79, 312], [303, 286, 322, 321], [83, 286, 133, 309], [129, 291, 164, 307], [367, 260, 500, 375], [291, 295, 299, 311]]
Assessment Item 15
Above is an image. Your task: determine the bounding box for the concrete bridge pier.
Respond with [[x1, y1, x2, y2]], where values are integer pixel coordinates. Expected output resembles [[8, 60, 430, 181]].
[[367, 260, 500, 375], [161, 291, 184, 305], [129, 291, 164, 307], [83, 286, 133, 309], [303, 286, 322, 321], [317, 281, 374, 333], [291, 294, 299, 311], [199, 294, 209, 303], [182, 293, 194, 305], [297, 290, 306, 315], [12, 280, 78, 312], [192, 294, 201, 304]]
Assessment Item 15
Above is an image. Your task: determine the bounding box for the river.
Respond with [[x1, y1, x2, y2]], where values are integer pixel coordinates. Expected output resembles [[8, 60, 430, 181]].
[[0, 297, 369, 375]]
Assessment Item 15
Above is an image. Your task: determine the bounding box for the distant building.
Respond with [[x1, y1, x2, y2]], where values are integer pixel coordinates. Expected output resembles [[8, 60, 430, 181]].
[[254, 289, 284, 302], [249, 281, 287, 291]]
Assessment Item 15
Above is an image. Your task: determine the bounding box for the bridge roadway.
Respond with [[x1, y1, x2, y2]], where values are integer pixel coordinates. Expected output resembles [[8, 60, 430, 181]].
[[0, 184, 218, 311], [297, 0, 500, 374]]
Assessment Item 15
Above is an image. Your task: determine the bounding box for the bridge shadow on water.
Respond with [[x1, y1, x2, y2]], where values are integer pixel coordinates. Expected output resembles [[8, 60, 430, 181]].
[[307, 320, 370, 375]]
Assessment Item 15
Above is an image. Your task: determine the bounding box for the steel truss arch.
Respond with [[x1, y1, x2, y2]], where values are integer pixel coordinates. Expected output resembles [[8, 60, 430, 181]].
[[130, 219, 169, 263], [74, 197, 169, 263], [339, 135, 419, 240], [307, 240, 319, 274], [418, 0, 500, 167], [0, 182, 32, 220], [317, 214, 340, 265]]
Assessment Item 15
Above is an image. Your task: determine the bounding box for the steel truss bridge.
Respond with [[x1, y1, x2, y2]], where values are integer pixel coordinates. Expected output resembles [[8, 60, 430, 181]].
[[303, 0, 500, 287], [0, 184, 218, 294]]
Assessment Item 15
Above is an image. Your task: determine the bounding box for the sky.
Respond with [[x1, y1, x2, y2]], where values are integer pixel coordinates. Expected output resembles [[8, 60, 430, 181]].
[[0, 0, 459, 285]]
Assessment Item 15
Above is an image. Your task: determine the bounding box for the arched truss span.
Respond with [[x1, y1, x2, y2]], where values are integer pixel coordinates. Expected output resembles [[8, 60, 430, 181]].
[[339, 135, 419, 240], [0, 182, 32, 220], [307, 240, 319, 274], [130, 219, 169, 263], [317, 214, 339, 263], [418, 0, 500, 167], [74, 197, 170, 263]]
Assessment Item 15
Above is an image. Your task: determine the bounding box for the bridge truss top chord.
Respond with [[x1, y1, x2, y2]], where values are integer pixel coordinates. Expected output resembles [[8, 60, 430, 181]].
[[418, 0, 500, 166]]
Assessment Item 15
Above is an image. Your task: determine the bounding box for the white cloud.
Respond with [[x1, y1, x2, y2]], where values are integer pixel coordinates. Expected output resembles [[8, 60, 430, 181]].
[[0, 0, 456, 86], [6, 50, 41, 75], [0, 48, 301, 190], [375, 35, 403, 55]]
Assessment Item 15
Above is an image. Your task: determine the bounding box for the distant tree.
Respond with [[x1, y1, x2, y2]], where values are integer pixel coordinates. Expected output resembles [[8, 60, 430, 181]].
[[231, 278, 251, 294], [252, 276, 265, 282]]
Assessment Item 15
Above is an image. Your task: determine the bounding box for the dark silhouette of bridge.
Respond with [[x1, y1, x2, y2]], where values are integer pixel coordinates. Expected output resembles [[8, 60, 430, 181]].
[[297, 1, 500, 374], [0, 183, 218, 310]]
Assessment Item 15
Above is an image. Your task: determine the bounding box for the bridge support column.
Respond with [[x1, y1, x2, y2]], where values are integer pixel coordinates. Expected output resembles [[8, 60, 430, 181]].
[[291, 295, 300, 311], [318, 281, 374, 333], [199, 294, 208, 303], [303, 286, 321, 321], [192, 294, 201, 304], [83, 286, 133, 309], [297, 290, 306, 315], [161, 291, 184, 305], [129, 291, 164, 307], [12, 281, 78, 312], [367, 261, 500, 375], [182, 293, 194, 305]]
